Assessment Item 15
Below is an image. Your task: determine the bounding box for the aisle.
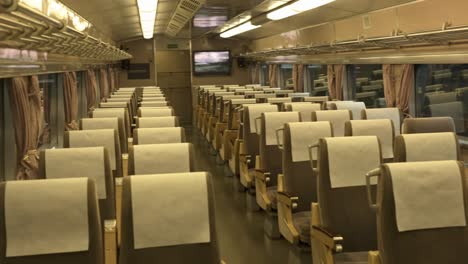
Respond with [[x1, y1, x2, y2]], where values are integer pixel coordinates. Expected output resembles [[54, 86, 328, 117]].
[[186, 127, 312, 264]]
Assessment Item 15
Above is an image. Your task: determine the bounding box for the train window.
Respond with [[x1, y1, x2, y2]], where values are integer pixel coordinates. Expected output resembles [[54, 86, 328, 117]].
[[348, 64, 384, 108], [41, 74, 65, 147], [306, 64, 328, 95], [260, 64, 269, 86], [415, 64, 468, 136], [280, 64, 293, 88]]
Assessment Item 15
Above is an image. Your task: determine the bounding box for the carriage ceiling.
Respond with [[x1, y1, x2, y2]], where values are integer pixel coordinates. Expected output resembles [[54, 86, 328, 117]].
[[60, 0, 418, 42]]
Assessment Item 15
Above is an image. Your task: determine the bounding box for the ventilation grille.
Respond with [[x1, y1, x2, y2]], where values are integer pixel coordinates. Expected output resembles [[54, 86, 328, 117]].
[[166, 0, 205, 37]]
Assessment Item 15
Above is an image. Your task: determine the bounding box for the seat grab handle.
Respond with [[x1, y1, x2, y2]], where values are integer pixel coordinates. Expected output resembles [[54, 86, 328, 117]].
[[366, 168, 381, 211], [308, 143, 319, 173], [276, 128, 284, 150], [254, 117, 262, 134]]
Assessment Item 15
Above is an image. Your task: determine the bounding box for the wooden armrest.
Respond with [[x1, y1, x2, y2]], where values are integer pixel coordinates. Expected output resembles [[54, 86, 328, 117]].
[[104, 219, 117, 231], [369, 251, 382, 264], [277, 192, 299, 207], [122, 154, 129, 177], [104, 219, 117, 264], [254, 169, 271, 182], [311, 225, 344, 252]]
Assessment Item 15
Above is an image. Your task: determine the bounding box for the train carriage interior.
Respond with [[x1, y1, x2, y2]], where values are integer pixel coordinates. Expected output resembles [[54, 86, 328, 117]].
[[1, 0, 468, 263]]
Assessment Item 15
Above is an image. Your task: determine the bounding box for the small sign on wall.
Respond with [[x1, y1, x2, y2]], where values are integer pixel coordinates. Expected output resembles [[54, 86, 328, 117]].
[[167, 43, 179, 49], [128, 63, 150, 79]]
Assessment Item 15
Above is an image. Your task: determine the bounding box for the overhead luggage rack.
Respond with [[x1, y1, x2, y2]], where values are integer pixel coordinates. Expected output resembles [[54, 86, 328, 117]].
[[242, 26, 468, 59], [0, 0, 131, 61]]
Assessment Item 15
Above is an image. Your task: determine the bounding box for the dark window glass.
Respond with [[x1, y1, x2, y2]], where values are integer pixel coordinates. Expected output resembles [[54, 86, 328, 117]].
[[280, 64, 293, 88], [349, 64, 384, 108], [307, 64, 328, 95], [415, 64, 468, 136]]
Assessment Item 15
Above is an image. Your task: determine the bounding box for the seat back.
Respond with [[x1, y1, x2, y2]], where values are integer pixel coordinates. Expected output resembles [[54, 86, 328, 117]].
[[219, 95, 245, 122], [92, 108, 131, 138], [377, 161, 468, 264], [129, 143, 195, 175], [0, 178, 103, 264], [134, 127, 186, 145], [80, 117, 127, 153], [345, 119, 395, 160], [361, 108, 402, 135], [283, 122, 332, 211], [136, 116, 179, 128], [99, 101, 133, 125], [227, 99, 256, 129], [317, 136, 381, 252], [242, 104, 278, 158], [402, 117, 456, 134], [140, 101, 169, 107], [260, 112, 301, 182], [311, 110, 352, 137], [65, 129, 122, 178], [285, 102, 321, 121], [329, 101, 366, 120], [138, 108, 173, 117], [140, 97, 166, 101], [39, 147, 115, 221], [394, 132, 461, 162], [120, 173, 219, 264]]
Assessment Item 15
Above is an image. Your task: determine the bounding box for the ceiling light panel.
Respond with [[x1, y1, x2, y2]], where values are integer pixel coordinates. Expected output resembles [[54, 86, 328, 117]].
[[137, 0, 159, 39], [267, 0, 336, 21], [220, 22, 261, 38]]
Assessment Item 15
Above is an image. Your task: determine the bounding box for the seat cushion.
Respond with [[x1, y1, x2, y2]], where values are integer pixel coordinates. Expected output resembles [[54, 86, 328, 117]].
[[334, 251, 369, 264], [292, 211, 311, 243], [266, 187, 277, 209]]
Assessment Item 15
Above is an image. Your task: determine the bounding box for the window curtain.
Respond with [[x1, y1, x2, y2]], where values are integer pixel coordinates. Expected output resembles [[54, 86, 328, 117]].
[[382, 64, 396, 107], [99, 68, 109, 101], [292, 64, 305, 92], [8, 76, 42, 180], [86, 69, 97, 116], [109, 68, 115, 93], [268, 64, 278, 87], [64, 72, 79, 131], [383, 64, 414, 113], [327, 65, 345, 100]]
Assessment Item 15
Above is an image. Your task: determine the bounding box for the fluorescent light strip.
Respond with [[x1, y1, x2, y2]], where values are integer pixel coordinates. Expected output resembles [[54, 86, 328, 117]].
[[137, 0, 158, 39], [267, 0, 336, 21], [220, 22, 261, 38]]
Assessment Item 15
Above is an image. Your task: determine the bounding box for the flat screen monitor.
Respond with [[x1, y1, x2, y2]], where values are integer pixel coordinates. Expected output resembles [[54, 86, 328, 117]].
[[193, 50, 231, 76]]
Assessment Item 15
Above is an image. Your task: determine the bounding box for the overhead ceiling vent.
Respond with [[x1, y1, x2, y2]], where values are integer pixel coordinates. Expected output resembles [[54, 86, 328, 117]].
[[166, 0, 206, 37]]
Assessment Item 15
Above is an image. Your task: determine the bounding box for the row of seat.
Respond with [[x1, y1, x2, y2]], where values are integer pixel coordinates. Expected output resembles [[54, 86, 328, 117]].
[[1, 86, 222, 264], [195, 84, 466, 264]]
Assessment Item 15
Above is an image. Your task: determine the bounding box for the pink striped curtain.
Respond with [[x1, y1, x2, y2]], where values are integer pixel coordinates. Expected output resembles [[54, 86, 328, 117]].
[[383, 64, 414, 113], [269, 64, 279, 87], [292, 64, 305, 92], [99, 68, 109, 100], [327, 65, 345, 100], [396, 65, 414, 113], [8, 76, 42, 180]]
